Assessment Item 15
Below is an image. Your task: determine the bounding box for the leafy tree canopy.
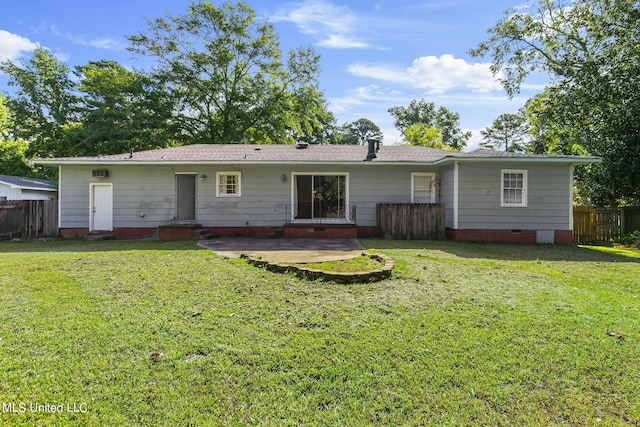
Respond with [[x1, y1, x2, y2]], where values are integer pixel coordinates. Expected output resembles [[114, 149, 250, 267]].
[[68, 60, 178, 156], [127, 0, 328, 144], [480, 112, 528, 152], [0, 94, 35, 176], [401, 124, 451, 150], [0, 47, 79, 158], [471, 0, 640, 205], [388, 99, 469, 150], [344, 118, 383, 145]]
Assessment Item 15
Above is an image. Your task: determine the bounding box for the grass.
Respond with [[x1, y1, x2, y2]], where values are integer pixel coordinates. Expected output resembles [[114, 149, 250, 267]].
[[0, 239, 638, 426], [289, 254, 386, 273]]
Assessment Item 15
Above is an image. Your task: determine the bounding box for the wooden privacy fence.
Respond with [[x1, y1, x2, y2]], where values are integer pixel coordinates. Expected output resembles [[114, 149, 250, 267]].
[[0, 200, 58, 239], [377, 203, 444, 240], [572, 205, 640, 244], [621, 206, 640, 234]]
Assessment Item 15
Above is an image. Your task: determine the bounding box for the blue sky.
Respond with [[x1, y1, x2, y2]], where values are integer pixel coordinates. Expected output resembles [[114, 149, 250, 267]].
[[1, 0, 546, 150]]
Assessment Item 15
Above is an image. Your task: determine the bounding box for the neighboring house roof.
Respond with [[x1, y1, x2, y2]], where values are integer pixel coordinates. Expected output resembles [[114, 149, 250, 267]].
[[0, 174, 57, 192], [34, 144, 600, 166]]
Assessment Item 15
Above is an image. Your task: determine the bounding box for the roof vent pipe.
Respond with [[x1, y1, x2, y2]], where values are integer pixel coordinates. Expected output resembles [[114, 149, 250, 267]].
[[365, 138, 378, 161]]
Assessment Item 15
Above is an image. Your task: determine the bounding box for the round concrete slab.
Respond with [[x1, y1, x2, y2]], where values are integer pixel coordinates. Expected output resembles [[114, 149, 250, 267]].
[[198, 237, 365, 263]]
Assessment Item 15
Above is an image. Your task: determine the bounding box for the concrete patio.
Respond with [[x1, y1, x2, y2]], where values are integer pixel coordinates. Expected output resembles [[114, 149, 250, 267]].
[[197, 237, 365, 263]]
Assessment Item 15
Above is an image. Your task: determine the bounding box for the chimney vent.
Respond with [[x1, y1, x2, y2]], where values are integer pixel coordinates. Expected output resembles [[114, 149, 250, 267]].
[[365, 138, 378, 161]]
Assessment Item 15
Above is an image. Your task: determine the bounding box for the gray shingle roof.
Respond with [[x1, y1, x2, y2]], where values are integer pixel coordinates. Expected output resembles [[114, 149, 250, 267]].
[[0, 175, 57, 191], [37, 144, 453, 163], [34, 144, 599, 165]]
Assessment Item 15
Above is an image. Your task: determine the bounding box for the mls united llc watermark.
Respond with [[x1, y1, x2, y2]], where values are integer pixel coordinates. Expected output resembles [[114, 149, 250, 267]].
[[2, 402, 88, 414]]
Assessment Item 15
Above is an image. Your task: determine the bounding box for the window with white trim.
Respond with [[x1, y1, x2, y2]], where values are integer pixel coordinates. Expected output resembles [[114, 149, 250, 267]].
[[501, 169, 527, 207], [216, 172, 241, 197], [412, 173, 435, 203]]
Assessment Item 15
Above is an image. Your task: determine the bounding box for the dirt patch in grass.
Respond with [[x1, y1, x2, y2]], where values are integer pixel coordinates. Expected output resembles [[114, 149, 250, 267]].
[[290, 254, 386, 273]]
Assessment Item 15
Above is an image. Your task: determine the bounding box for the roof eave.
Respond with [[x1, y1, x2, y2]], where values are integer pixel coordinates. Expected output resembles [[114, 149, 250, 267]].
[[0, 181, 56, 191], [36, 159, 443, 166], [434, 156, 601, 165]]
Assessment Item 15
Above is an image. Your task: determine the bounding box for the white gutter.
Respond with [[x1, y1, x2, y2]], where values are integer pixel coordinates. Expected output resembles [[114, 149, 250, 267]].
[[434, 156, 601, 166], [35, 157, 601, 167], [33, 159, 445, 166]]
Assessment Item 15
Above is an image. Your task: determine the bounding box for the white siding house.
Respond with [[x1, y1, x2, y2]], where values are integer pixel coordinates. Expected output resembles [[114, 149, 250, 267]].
[[0, 175, 57, 201], [36, 144, 599, 244]]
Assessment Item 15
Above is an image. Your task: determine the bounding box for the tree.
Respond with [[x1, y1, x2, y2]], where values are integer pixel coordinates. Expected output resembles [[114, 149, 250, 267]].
[[480, 112, 528, 152], [327, 124, 359, 145], [0, 94, 12, 140], [523, 89, 588, 156], [68, 60, 177, 155], [0, 139, 37, 177], [343, 118, 382, 145], [388, 99, 469, 150], [282, 86, 335, 144], [0, 47, 79, 158], [127, 1, 328, 144], [401, 123, 451, 150], [470, 0, 640, 205], [0, 94, 36, 176]]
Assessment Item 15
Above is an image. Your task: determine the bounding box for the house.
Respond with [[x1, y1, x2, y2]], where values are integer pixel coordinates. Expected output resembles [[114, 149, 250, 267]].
[[0, 174, 58, 201], [35, 142, 599, 244]]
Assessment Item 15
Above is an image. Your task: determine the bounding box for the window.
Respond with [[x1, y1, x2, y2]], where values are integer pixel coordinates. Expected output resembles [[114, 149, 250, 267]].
[[412, 173, 435, 203], [216, 172, 241, 197], [501, 170, 527, 207]]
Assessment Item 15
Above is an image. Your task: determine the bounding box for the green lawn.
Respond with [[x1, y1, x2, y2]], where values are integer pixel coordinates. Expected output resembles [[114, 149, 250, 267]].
[[0, 239, 638, 426]]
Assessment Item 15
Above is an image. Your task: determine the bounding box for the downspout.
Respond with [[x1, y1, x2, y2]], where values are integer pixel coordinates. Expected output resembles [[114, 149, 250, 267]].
[[58, 165, 62, 231], [453, 161, 459, 229], [569, 164, 575, 231]]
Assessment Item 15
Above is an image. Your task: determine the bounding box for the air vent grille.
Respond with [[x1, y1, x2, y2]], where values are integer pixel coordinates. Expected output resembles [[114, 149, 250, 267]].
[[92, 169, 109, 178]]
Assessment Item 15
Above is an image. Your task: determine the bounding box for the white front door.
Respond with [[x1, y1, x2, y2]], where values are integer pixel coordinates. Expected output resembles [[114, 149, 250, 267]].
[[91, 184, 113, 231]]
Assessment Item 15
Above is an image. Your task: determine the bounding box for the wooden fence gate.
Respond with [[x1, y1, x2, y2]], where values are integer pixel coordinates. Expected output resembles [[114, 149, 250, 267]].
[[573, 206, 640, 244], [376, 203, 444, 240], [0, 200, 58, 239]]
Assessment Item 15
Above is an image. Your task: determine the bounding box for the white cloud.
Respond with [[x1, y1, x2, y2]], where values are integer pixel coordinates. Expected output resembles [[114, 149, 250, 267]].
[[318, 34, 369, 49], [49, 24, 123, 50], [0, 30, 38, 62], [349, 54, 504, 94], [272, 0, 372, 49], [329, 84, 405, 114]]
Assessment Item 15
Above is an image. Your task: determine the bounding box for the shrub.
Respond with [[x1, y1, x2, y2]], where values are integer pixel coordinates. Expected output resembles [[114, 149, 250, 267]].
[[618, 230, 640, 248]]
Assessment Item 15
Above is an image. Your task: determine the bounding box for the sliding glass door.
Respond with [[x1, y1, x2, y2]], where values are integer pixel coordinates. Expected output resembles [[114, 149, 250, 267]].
[[294, 174, 347, 221]]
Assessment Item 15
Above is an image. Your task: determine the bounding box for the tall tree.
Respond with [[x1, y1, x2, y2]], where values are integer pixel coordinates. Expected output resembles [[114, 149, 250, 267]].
[[69, 60, 177, 155], [0, 94, 12, 140], [127, 0, 327, 144], [401, 123, 450, 150], [388, 99, 470, 150], [523, 89, 588, 156], [0, 47, 79, 158], [344, 118, 383, 145], [480, 112, 528, 152], [470, 0, 640, 205], [0, 94, 36, 176]]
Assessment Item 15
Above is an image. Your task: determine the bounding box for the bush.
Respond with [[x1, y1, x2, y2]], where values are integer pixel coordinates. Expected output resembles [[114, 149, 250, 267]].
[[618, 230, 640, 248]]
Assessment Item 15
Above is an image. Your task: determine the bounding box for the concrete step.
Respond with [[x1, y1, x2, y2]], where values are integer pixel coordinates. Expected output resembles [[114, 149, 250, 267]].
[[192, 228, 217, 240]]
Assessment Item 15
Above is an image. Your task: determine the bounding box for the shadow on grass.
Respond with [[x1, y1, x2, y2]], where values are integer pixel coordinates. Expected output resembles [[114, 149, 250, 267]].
[[359, 238, 640, 263], [0, 239, 204, 253]]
